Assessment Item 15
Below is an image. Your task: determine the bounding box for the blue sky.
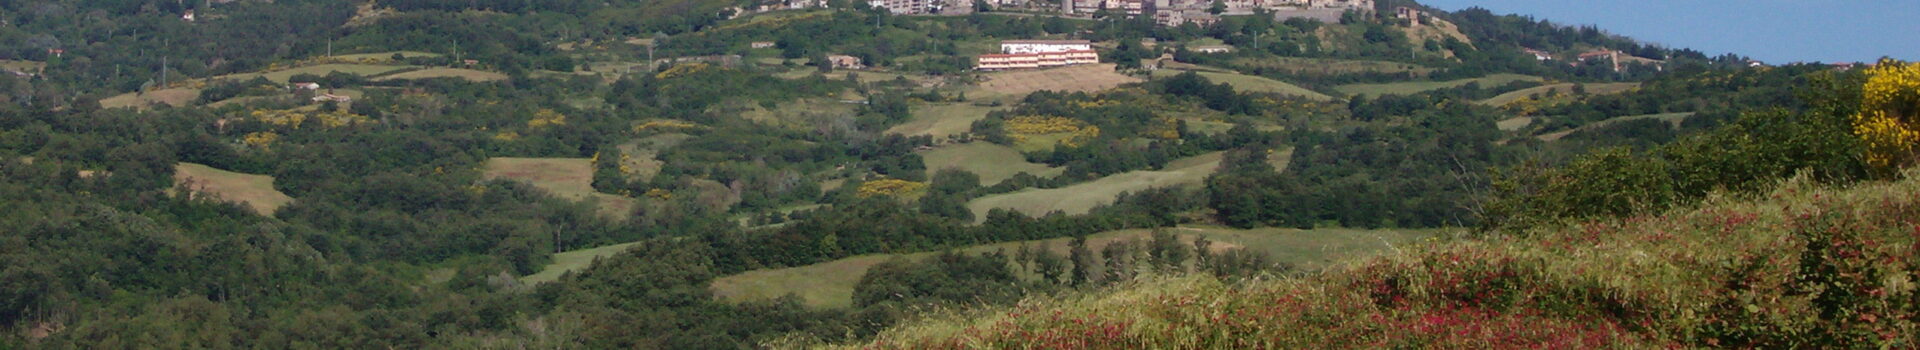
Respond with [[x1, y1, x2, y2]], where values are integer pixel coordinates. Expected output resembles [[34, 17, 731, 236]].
[[1416, 0, 1920, 64]]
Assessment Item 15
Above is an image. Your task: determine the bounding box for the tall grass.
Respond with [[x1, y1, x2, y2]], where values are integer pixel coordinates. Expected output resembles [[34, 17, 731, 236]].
[[828, 170, 1920, 349]]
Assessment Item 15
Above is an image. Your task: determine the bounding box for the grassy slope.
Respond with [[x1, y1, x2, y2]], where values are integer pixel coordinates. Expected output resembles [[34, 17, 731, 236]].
[[1536, 112, 1695, 141], [711, 226, 1436, 309], [480, 157, 637, 217], [918, 142, 1063, 185], [221, 63, 415, 83], [1227, 57, 1432, 76], [172, 163, 295, 215], [374, 68, 508, 82], [976, 64, 1141, 99], [521, 242, 643, 284], [1335, 73, 1543, 97], [886, 102, 1004, 139], [1149, 69, 1332, 101], [1478, 82, 1639, 106], [328, 51, 443, 61], [966, 152, 1222, 221], [840, 172, 1920, 348], [100, 88, 201, 109]]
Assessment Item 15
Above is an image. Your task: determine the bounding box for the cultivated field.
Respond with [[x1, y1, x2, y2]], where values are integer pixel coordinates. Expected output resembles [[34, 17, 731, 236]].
[[1150, 69, 1332, 101], [710, 225, 1438, 309], [918, 142, 1063, 185], [967, 151, 1222, 221], [1535, 112, 1694, 141], [520, 241, 642, 284], [100, 88, 202, 109], [977, 64, 1141, 98], [375, 68, 509, 82], [885, 102, 1003, 138], [1478, 82, 1640, 106], [481, 157, 637, 217], [1335, 73, 1543, 97], [172, 163, 295, 215]]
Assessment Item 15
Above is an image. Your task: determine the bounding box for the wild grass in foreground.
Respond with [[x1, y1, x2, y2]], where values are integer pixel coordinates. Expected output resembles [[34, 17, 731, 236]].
[[833, 171, 1920, 349]]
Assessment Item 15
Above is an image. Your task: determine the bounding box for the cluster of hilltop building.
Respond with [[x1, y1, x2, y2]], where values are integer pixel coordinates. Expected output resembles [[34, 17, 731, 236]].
[[812, 0, 1375, 26], [1001, 0, 1376, 26]]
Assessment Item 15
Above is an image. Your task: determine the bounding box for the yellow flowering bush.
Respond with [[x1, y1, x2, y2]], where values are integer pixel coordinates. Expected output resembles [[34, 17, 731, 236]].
[[1004, 115, 1086, 135], [527, 109, 567, 129], [855, 179, 928, 198], [1853, 59, 1920, 168], [633, 119, 700, 132], [249, 108, 370, 129], [241, 132, 279, 150], [655, 62, 718, 80], [644, 188, 674, 200]]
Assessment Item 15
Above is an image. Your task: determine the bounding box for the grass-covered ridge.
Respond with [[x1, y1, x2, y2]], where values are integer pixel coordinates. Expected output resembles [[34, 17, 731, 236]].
[[836, 170, 1920, 348]]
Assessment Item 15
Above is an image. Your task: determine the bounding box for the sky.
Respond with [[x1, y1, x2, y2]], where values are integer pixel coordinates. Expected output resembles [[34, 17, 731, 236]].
[[1415, 0, 1920, 64]]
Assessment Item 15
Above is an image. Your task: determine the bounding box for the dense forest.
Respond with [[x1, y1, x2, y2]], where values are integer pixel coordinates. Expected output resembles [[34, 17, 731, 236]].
[[1, 0, 1909, 347]]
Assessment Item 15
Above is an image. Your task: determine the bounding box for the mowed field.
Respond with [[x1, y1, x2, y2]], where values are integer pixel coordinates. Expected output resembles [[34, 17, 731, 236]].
[[100, 87, 201, 109], [710, 225, 1440, 309], [481, 157, 636, 217], [1335, 73, 1543, 97], [967, 151, 1223, 221], [977, 64, 1141, 98], [521, 241, 642, 284], [173, 163, 295, 215], [1149, 69, 1332, 101], [375, 68, 508, 82], [918, 142, 1063, 185], [885, 102, 1003, 138], [1478, 82, 1640, 106]]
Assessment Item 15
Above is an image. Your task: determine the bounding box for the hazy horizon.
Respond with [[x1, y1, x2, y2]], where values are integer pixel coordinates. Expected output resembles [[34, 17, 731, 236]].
[[1417, 0, 1920, 64]]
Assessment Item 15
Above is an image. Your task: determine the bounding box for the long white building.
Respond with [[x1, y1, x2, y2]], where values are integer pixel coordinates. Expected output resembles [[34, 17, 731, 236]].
[[999, 40, 1094, 55], [978, 40, 1100, 70]]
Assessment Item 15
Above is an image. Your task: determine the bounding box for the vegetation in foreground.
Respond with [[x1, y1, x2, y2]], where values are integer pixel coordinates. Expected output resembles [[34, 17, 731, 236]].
[[840, 169, 1920, 349]]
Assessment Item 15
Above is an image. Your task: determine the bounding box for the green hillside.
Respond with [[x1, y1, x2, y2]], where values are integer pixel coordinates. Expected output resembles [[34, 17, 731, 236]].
[[1, 0, 1911, 347]]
